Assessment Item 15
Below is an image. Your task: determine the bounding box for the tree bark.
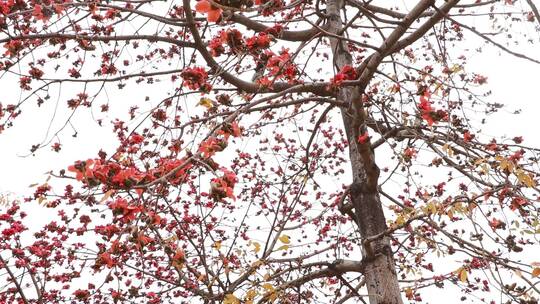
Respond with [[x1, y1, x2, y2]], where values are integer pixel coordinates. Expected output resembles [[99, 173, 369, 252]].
[[326, 0, 404, 303]]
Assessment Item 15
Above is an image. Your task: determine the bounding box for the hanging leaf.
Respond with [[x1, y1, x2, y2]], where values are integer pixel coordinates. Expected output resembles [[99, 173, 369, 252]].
[[516, 169, 536, 188], [442, 143, 454, 157], [100, 189, 115, 203], [223, 294, 240, 304], [277, 245, 289, 251], [198, 97, 215, 109], [456, 267, 468, 283], [252, 241, 261, 253], [278, 235, 290, 244]]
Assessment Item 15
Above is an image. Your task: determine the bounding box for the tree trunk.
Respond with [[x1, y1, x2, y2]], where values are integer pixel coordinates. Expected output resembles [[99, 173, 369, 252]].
[[326, 0, 404, 303]]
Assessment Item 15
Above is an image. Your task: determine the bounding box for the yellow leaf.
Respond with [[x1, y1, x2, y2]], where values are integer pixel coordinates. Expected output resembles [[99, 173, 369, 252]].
[[251, 259, 264, 268], [262, 283, 274, 292], [252, 241, 261, 253], [223, 294, 240, 304], [404, 287, 414, 299], [474, 158, 486, 165], [442, 143, 454, 157], [164, 235, 178, 243], [198, 97, 215, 109], [480, 163, 490, 175], [213, 241, 222, 251], [100, 189, 114, 203], [245, 289, 258, 303], [423, 201, 437, 215], [532, 268, 540, 277], [516, 169, 536, 188], [497, 156, 514, 173], [450, 64, 463, 74], [457, 267, 468, 282], [395, 215, 405, 226], [277, 245, 289, 251], [278, 235, 290, 244]]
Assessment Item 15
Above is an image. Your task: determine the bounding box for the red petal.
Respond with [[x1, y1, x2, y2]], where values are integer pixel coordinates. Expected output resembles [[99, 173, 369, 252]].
[[207, 8, 222, 22], [195, 0, 211, 13]]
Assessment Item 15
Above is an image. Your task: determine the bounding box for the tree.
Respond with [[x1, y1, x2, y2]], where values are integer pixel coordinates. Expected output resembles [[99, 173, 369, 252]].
[[1, 0, 540, 303]]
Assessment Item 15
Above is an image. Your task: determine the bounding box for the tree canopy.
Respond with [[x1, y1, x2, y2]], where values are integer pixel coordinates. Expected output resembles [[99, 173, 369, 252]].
[[1, 0, 540, 303]]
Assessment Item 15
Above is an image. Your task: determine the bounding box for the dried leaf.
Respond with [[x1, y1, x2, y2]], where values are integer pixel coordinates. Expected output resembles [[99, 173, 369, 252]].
[[198, 97, 215, 109], [223, 293, 240, 304], [457, 267, 468, 282], [252, 241, 261, 253], [100, 189, 114, 203], [277, 245, 289, 251], [278, 235, 290, 244]]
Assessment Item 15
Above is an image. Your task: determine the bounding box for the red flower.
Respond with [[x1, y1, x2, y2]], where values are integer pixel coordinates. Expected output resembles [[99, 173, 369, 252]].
[[463, 131, 474, 142], [208, 35, 226, 57], [181, 67, 211, 92], [129, 133, 145, 145], [73, 289, 90, 300], [111, 168, 143, 187], [220, 29, 244, 54], [172, 249, 185, 268], [265, 49, 297, 82], [473, 74, 488, 85], [108, 198, 143, 223], [403, 148, 417, 161], [33, 4, 52, 22], [68, 160, 95, 181], [417, 91, 447, 126], [209, 169, 237, 201], [199, 137, 225, 158], [510, 197, 528, 211], [195, 0, 222, 23], [331, 65, 358, 87], [489, 218, 505, 230], [357, 132, 369, 144], [218, 122, 242, 139], [97, 252, 116, 268], [51, 142, 61, 152], [29, 67, 44, 79], [246, 33, 272, 52], [4, 40, 24, 57]]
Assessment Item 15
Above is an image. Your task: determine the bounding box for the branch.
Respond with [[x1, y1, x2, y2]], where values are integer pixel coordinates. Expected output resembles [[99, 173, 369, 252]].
[[258, 260, 365, 303], [230, 14, 326, 41], [0, 255, 29, 304], [446, 16, 540, 65], [0, 33, 195, 48], [388, 0, 460, 54]]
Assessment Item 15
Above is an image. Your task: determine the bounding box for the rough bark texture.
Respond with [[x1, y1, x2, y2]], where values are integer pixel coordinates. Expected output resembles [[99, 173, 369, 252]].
[[326, 0, 404, 303]]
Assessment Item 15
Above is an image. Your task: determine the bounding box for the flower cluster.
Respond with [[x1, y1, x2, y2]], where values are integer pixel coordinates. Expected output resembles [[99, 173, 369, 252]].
[[180, 67, 212, 93], [208, 30, 273, 57], [246, 32, 273, 52], [330, 65, 358, 87], [209, 169, 238, 201], [264, 49, 297, 83], [418, 91, 448, 126]]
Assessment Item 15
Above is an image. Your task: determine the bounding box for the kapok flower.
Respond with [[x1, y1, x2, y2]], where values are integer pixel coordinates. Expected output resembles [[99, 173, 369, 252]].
[[195, 0, 222, 23]]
